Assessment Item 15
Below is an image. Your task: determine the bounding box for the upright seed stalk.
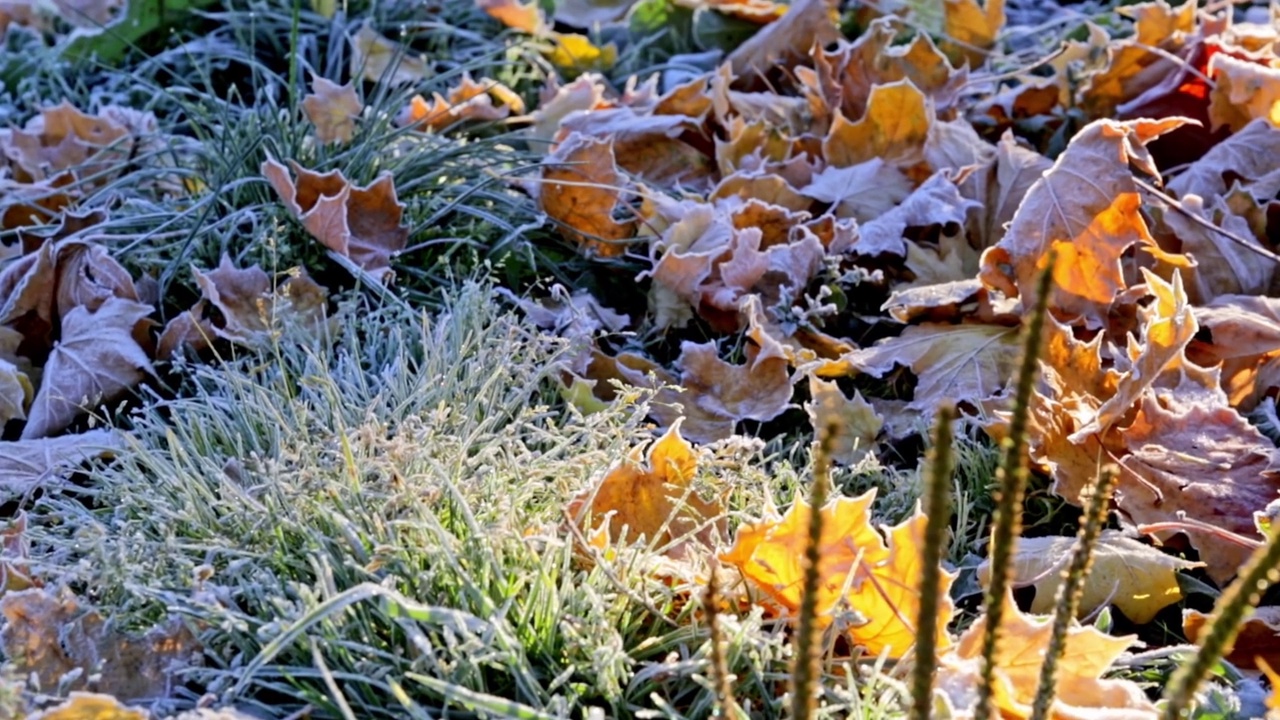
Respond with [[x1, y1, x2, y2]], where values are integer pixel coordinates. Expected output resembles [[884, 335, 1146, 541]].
[[910, 405, 956, 720], [1162, 514, 1280, 719], [1029, 464, 1119, 720], [791, 421, 837, 720], [976, 259, 1054, 720], [705, 565, 741, 719]]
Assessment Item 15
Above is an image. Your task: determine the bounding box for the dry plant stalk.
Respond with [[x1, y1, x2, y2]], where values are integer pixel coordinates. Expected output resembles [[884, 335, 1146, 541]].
[[1029, 464, 1120, 720], [910, 404, 956, 720], [791, 421, 837, 720], [977, 259, 1055, 719], [705, 564, 741, 719]]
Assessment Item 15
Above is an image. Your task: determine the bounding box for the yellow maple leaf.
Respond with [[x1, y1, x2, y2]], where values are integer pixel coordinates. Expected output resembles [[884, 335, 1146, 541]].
[[545, 33, 617, 75], [566, 421, 725, 558], [935, 591, 1156, 719], [720, 490, 955, 658], [823, 79, 931, 169], [1259, 656, 1280, 717]]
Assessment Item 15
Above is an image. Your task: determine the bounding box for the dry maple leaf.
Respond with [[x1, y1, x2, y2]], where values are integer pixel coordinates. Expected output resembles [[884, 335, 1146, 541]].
[[1158, 192, 1273, 303], [980, 530, 1202, 624], [726, 0, 839, 76], [0, 587, 200, 701], [566, 421, 724, 558], [853, 170, 980, 256], [349, 23, 428, 84], [674, 332, 794, 439], [1080, 0, 1198, 118], [1262, 657, 1280, 718], [1183, 606, 1280, 670], [191, 255, 330, 348], [476, 0, 543, 33], [302, 76, 362, 145], [1188, 295, 1280, 410], [0, 430, 119, 503], [538, 133, 636, 258], [262, 157, 408, 284], [934, 590, 1155, 719], [28, 693, 146, 720], [978, 118, 1189, 328], [0, 101, 133, 184], [1168, 118, 1280, 199], [805, 375, 882, 465], [1116, 388, 1280, 585], [398, 74, 521, 133], [23, 298, 154, 439], [1207, 53, 1280, 132], [846, 323, 1021, 415], [720, 490, 955, 658], [940, 0, 1006, 69], [822, 79, 931, 169]]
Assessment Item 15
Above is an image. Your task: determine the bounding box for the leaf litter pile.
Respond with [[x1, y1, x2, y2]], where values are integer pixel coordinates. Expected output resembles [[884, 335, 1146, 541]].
[[2, 0, 1280, 717]]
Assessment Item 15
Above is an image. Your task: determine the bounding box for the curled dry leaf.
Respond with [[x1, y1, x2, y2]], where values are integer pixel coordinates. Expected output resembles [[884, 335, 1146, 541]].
[[846, 323, 1021, 415], [674, 332, 793, 440], [934, 591, 1156, 719], [1167, 118, 1280, 199], [566, 421, 725, 559], [23, 298, 154, 439], [349, 23, 428, 85], [1183, 606, 1280, 670], [538, 133, 636, 258], [720, 491, 955, 658], [0, 429, 120, 504], [979, 118, 1190, 327], [805, 375, 882, 465], [1188, 295, 1280, 410], [262, 157, 408, 284], [0, 587, 200, 701], [1207, 54, 1280, 132], [726, 0, 839, 76], [852, 170, 980, 257], [27, 693, 146, 720], [0, 101, 134, 184], [398, 74, 522, 132], [301, 76, 362, 145], [191, 255, 330, 348], [979, 530, 1202, 624]]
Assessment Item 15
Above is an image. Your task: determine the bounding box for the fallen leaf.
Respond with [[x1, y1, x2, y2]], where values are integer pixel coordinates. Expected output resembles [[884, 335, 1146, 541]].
[[1167, 118, 1280, 200], [981, 530, 1202, 624], [545, 32, 617, 75], [0, 101, 133, 184], [0, 587, 199, 701], [1207, 53, 1280, 132], [934, 590, 1155, 719], [941, 0, 1006, 69], [1081, 0, 1198, 118], [23, 298, 154, 439], [1187, 295, 1280, 410], [0, 430, 120, 504], [156, 302, 215, 361], [349, 23, 428, 85], [566, 421, 725, 558], [192, 255, 329, 348], [398, 75, 521, 132], [476, 0, 544, 33], [805, 375, 882, 465], [978, 118, 1189, 327], [538, 133, 636, 257], [823, 79, 931, 169], [799, 158, 912, 224], [853, 170, 980, 256], [720, 491, 956, 658], [301, 76, 362, 145], [846, 323, 1021, 415], [675, 333, 793, 435], [28, 693, 146, 720], [1183, 606, 1280, 670], [0, 357, 31, 426], [1158, 192, 1273, 303], [262, 157, 408, 284], [726, 0, 839, 76]]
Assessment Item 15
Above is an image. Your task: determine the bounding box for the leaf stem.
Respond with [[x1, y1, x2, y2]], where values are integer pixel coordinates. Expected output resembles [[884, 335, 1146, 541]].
[[910, 405, 956, 720], [792, 421, 836, 720]]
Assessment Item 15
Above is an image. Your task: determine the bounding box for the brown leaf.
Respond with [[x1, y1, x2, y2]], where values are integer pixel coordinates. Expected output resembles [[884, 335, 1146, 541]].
[[1118, 389, 1280, 585], [726, 0, 839, 76], [566, 421, 724, 558], [157, 302, 215, 362], [398, 74, 521, 133], [1207, 53, 1280, 133], [262, 158, 408, 284], [1159, 193, 1272, 302], [23, 297, 155, 439], [0, 101, 133, 184], [0, 587, 199, 701], [970, 131, 1053, 250], [192, 255, 330, 348], [302, 76, 362, 145], [822, 79, 931, 169], [798, 158, 912, 224], [1081, 0, 1198, 118], [349, 23, 428, 84], [675, 334, 793, 439], [1167, 118, 1280, 200], [805, 375, 882, 465], [1183, 606, 1280, 670], [847, 323, 1021, 414], [853, 170, 980, 257], [1188, 295, 1280, 410], [0, 430, 120, 503], [538, 133, 636, 258], [978, 118, 1189, 327]]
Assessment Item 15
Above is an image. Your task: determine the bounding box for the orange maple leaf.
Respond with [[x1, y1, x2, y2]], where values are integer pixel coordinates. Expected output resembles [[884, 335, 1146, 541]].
[[566, 422, 725, 559], [720, 490, 955, 658]]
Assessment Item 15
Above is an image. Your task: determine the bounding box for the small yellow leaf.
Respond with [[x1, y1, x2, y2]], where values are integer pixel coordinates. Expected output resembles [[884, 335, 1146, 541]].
[[545, 32, 617, 75], [349, 23, 428, 85]]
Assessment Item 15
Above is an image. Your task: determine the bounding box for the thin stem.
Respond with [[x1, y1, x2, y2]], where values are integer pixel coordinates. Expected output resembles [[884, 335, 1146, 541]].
[[1030, 464, 1119, 720], [910, 405, 956, 720], [791, 421, 837, 720], [706, 564, 741, 719], [977, 257, 1055, 720]]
